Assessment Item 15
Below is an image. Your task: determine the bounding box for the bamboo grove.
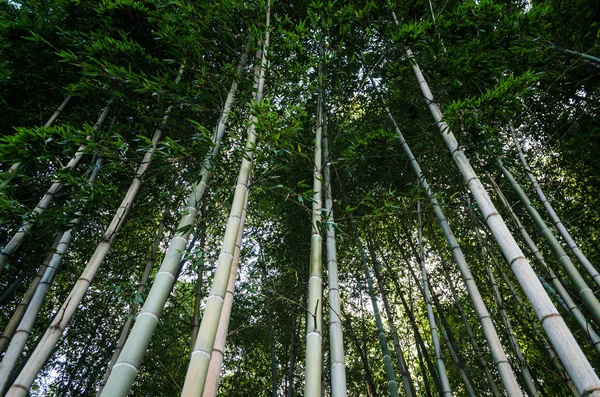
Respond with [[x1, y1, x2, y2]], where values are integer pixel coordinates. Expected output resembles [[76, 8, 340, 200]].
[[0, 0, 599, 395]]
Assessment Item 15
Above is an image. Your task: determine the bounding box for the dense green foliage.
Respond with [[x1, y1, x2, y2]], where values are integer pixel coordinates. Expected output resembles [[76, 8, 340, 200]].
[[1, 0, 599, 395]]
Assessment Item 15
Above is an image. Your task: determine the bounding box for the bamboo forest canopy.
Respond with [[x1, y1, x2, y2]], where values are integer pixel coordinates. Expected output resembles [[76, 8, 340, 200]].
[[0, 0, 599, 395]]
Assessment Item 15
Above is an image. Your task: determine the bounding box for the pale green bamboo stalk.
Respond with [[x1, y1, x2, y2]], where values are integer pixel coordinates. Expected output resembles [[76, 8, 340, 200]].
[[366, 237, 416, 397], [180, 20, 269, 397], [0, 99, 111, 272], [322, 92, 347, 396], [366, 73, 520, 395], [490, 176, 600, 354], [471, 217, 539, 397], [488, 242, 579, 397], [0, 157, 104, 395], [0, 237, 59, 355], [344, 208, 399, 397], [304, 37, 324, 397], [1, 95, 73, 189], [417, 201, 453, 397], [96, 206, 167, 396], [398, 25, 600, 392], [202, 187, 249, 397], [497, 159, 600, 328], [98, 53, 249, 397], [429, 230, 503, 397], [5, 68, 183, 396], [510, 125, 600, 288]]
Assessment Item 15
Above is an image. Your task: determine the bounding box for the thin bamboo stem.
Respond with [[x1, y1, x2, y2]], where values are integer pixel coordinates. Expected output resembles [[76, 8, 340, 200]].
[[399, 31, 600, 393], [0, 99, 111, 273], [180, 21, 268, 396], [367, 71, 519, 395], [5, 67, 183, 396], [510, 125, 600, 287]]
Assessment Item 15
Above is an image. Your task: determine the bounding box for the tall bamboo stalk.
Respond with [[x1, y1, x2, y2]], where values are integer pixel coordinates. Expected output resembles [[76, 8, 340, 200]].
[[497, 159, 600, 328], [344, 208, 399, 397], [304, 34, 324, 397], [490, 176, 600, 354], [399, 29, 600, 393], [180, 17, 269, 396], [322, 91, 347, 397], [366, 236, 416, 397], [99, 50, 250, 397], [96, 205, 168, 396], [0, 99, 111, 272], [489, 242, 579, 397], [429, 283, 477, 397], [367, 73, 520, 395], [428, 228, 503, 397], [416, 201, 453, 397], [190, 201, 207, 354], [470, 212, 539, 397], [510, 125, 600, 286], [0, 236, 59, 355], [202, 188, 249, 397], [5, 68, 183, 396], [343, 314, 380, 397], [0, 157, 104, 395]]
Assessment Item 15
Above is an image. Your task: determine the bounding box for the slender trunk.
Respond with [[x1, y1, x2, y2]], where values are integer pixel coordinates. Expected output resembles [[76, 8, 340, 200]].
[[5, 67, 183, 396], [304, 28, 324, 397], [428, 227, 503, 397], [490, 175, 600, 354], [0, 157, 104, 395], [100, 49, 249, 397], [366, 72, 519, 395], [342, 205, 399, 397], [190, 200, 207, 354], [490, 243, 578, 397], [431, 293, 476, 397], [1, 95, 73, 188], [287, 314, 300, 397], [96, 206, 167, 395], [0, 99, 112, 272], [497, 159, 600, 328], [510, 125, 600, 287], [365, 235, 416, 397], [202, 188, 249, 397], [417, 201, 453, 397], [398, 24, 600, 393], [321, 87, 347, 397], [343, 315, 379, 397], [181, 26, 268, 397], [268, 298, 278, 397], [386, 246, 435, 397], [470, 211, 538, 397], [0, 235, 60, 355]]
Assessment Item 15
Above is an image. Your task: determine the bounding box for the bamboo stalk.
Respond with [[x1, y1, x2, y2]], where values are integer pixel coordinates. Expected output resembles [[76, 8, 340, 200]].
[[96, 205, 168, 395], [0, 99, 111, 273], [5, 67, 184, 397], [490, 176, 600, 354], [0, 157, 104, 395], [416, 201, 453, 396], [366, 236, 416, 397], [202, 188, 249, 397], [180, 18, 269, 396], [399, 31, 600, 393], [344, 207, 399, 397], [304, 34, 325, 397], [367, 72, 520, 395], [497, 159, 600, 328], [510, 125, 600, 287], [99, 51, 248, 397]]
